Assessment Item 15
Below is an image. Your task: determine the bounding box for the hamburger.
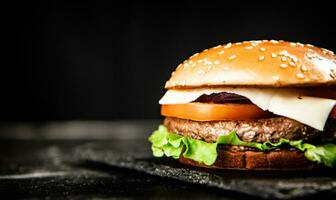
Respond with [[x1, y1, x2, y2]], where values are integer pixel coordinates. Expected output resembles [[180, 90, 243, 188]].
[[149, 40, 336, 170]]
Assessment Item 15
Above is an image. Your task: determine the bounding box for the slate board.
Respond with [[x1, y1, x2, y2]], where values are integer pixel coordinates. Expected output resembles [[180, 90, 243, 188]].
[[0, 140, 244, 199], [74, 140, 336, 199]]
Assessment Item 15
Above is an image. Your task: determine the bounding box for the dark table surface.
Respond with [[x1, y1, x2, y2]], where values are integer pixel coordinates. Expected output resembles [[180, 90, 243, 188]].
[[0, 120, 237, 200], [0, 120, 334, 200]]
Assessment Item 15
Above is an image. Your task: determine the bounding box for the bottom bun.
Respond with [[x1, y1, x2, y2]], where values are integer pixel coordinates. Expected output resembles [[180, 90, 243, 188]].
[[178, 148, 316, 170]]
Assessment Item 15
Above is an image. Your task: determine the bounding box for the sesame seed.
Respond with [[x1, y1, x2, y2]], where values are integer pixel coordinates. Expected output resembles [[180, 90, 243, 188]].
[[307, 48, 314, 52], [297, 42, 304, 47], [245, 46, 253, 50], [322, 48, 335, 55], [192, 63, 196, 67], [271, 53, 277, 58], [322, 50, 327, 54], [188, 60, 193, 64], [251, 42, 258, 47], [280, 64, 288, 68], [197, 59, 202, 63], [214, 60, 220, 65], [306, 44, 314, 47], [213, 45, 222, 49], [272, 76, 280, 81], [281, 57, 287, 62], [258, 56, 265, 61], [279, 50, 289, 56], [203, 49, 208, 52], [218, 50, 225, 55], [228, 55, 237, 60], [223, 66, 230, 70], [177, 64, 182, 69], [205, 61, 212, 65], [224, 43, 232, 48], [190, 53, 199, 58], [207, 65, 212, 71], [198, 70, 205, 74], [301, 66, 308, 72], [296, 73, 305, 79], [235, 42, 242, 45], [260, 47, 266, 52], [270, 40, 279, 44], [306, 53, 314, 59], [321, 48, 328, 52], [289, 61, 296, 67], [290, 42, 297, 46], [291, 56, 299, 62]]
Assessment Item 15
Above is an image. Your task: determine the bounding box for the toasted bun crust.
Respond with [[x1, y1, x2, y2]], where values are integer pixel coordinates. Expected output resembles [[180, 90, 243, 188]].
[[165, 40, 336, 89], [179, 148, 316, 170]]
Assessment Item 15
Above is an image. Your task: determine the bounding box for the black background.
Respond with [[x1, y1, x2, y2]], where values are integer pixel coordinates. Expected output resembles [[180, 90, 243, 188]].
[[5, 0, 336, 121]]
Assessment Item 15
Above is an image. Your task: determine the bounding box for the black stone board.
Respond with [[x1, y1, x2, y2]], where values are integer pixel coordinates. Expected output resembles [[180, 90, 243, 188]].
[[75, 140, 336, 199]]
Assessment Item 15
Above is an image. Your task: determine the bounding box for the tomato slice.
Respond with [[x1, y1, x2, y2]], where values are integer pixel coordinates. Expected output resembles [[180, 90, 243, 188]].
[[161, 103, 273, 121]]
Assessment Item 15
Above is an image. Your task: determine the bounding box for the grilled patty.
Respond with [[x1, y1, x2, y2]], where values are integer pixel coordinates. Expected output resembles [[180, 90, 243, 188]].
[[164, 117, 336, 143]]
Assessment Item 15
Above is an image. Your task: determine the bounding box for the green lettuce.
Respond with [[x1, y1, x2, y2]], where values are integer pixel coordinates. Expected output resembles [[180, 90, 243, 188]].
[[148, 125, 336, 168]]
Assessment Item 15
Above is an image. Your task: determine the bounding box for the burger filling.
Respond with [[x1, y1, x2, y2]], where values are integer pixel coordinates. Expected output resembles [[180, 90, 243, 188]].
[[149, 92, 336, 168], [163, 117, 336, 143]]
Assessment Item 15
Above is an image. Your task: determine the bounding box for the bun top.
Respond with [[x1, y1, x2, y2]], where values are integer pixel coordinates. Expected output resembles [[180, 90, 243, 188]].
[[165, 40, 336, 89]]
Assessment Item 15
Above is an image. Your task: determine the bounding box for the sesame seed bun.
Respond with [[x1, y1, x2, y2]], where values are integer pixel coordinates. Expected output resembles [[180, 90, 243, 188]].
[[165, 40, 336, 89]]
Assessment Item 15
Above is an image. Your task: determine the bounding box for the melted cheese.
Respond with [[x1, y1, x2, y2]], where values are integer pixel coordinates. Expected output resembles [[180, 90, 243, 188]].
[[159, 87, 336, 131]]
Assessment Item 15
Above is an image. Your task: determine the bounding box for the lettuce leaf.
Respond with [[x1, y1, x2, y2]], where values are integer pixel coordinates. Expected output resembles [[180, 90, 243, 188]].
[[148, 125, 336, 168]]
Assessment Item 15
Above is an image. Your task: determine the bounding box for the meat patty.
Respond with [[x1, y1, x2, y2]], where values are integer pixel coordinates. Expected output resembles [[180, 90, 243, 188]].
[[164, 117, 336, 143]]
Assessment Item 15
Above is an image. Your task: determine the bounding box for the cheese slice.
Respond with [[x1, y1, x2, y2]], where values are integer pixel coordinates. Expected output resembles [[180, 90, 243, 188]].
[[159, 87, 336, 131]]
